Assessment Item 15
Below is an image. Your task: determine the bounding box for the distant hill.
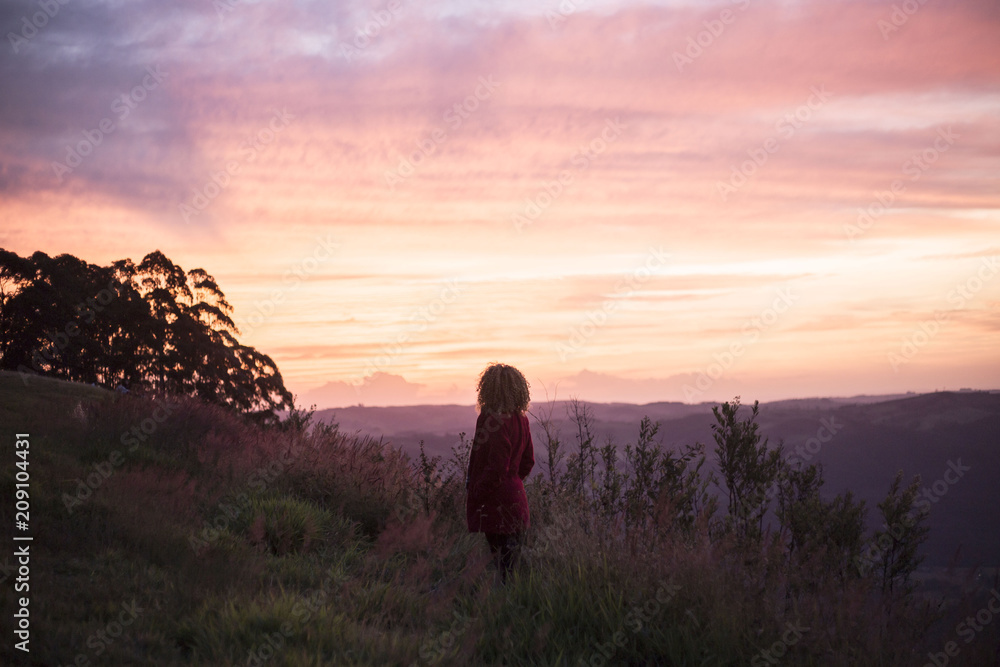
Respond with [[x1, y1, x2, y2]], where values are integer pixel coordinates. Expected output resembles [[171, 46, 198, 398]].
[[315, 391, 1000, 566]]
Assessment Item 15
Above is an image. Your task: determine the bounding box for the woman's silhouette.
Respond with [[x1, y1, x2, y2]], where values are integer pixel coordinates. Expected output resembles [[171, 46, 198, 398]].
[[466, 363, 534, 584]]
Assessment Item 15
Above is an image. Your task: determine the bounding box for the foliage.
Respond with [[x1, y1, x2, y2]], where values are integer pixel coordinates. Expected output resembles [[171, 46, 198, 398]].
[[776, 461, 868, 601], [1, 374, 969, 667], [412, 434, 472, 521], [0, 248, 293, 423], [562, 398, 598, 504], [711, 398, 784, 545], [549, 401, 717, 544], [871, 471, 931, 600]]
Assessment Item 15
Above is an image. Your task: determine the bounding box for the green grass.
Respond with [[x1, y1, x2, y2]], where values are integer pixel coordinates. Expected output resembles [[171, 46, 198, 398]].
[[0, 374, 996, 665], [0, 368, 109, 422]]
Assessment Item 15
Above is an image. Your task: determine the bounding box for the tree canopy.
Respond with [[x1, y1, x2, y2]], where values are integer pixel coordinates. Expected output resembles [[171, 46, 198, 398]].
[[0, 248, 293, 423]]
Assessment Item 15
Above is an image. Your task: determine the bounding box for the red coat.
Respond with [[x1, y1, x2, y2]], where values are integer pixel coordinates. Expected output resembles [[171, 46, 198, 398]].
[[466, 411, 534, 534]]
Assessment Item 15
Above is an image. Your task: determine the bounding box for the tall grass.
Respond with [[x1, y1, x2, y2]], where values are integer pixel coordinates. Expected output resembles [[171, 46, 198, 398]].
[[1, 377, 996, 665]]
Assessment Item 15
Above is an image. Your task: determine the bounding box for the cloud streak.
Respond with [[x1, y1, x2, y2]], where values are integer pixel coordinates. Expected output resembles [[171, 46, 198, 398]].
[[2, 0, 998, 404]]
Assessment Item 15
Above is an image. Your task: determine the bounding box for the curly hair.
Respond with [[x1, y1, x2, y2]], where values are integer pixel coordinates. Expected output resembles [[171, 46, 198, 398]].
[[476, 363, 530, 415]]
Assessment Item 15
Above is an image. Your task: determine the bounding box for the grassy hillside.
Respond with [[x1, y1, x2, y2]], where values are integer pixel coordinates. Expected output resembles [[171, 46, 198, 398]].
[[1, 374, 997, 665]]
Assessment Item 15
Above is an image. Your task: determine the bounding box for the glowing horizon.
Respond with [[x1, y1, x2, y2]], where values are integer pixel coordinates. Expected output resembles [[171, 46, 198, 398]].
[[1, 0, 998, 407]]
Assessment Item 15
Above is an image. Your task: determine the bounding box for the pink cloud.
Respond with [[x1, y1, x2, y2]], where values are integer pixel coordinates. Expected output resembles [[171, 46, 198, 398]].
[[2, 0, 998, 404]]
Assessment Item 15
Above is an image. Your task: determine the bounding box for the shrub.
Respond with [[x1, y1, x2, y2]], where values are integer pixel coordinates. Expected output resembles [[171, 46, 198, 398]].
[[711, 398, 784, 546], [6, 375, 956, 666], [225, 492, 340, 556]]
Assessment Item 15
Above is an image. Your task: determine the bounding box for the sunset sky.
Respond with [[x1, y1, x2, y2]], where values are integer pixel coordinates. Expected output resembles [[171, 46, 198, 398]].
[[1, 0, 998, 407]]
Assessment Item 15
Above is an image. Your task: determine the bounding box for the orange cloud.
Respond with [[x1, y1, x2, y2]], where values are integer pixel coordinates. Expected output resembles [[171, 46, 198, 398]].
[[2, 0, 998, 404]]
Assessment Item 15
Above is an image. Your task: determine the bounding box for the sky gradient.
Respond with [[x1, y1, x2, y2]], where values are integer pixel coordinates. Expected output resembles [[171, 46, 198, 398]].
[[1, 0, 998, 407]]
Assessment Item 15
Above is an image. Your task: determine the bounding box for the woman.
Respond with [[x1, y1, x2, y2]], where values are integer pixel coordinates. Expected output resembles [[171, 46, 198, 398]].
[[466, 363, 534, 583]]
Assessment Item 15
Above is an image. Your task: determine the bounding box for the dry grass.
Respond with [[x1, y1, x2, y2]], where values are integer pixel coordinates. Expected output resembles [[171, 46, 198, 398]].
[[1, 375, 996, 665]]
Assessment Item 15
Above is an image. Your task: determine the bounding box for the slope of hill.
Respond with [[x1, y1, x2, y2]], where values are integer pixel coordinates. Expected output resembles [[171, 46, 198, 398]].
[[2, 375, 998, 665]]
